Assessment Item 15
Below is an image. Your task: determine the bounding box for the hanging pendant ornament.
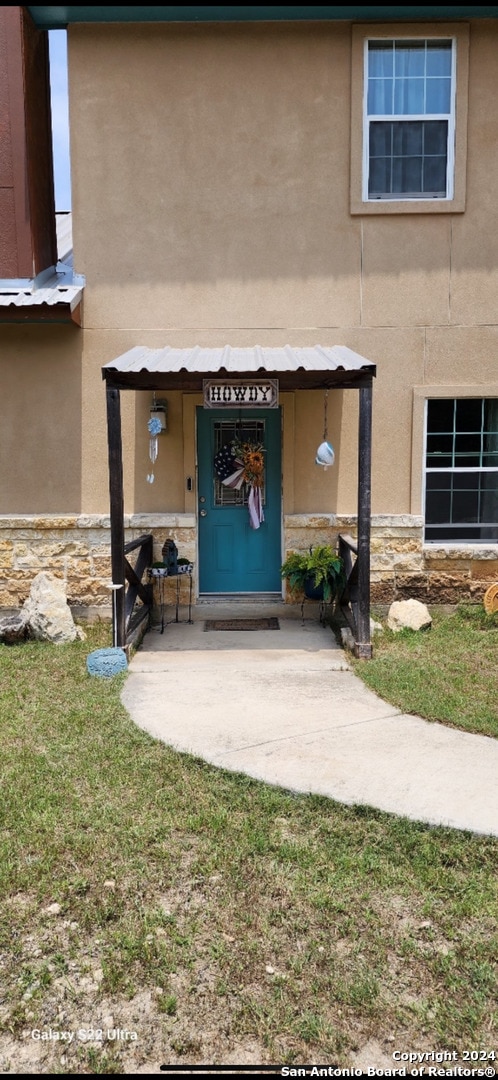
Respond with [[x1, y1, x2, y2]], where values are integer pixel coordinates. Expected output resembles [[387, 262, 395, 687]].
[[147, 417, 162, 483], [315, 389, 335, 469]]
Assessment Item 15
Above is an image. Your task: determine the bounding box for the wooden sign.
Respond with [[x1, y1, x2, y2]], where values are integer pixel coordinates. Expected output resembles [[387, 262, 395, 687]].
[[203, 379, 279, 408]]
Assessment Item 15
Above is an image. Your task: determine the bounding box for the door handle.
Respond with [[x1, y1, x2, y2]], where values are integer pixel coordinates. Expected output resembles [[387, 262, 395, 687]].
[[200, 509, 208, 517]]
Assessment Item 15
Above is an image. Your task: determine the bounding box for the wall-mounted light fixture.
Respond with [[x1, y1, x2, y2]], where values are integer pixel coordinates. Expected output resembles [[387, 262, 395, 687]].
[[147, 395, 168, 483], [150, 393, 168, 433]]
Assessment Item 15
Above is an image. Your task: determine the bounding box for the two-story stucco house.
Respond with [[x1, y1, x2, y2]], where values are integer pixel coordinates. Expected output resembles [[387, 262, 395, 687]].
[[1, 6, 497, 653]]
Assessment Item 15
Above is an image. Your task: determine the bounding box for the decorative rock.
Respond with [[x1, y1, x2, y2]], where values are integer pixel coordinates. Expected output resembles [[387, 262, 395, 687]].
[[22, 572, 84, 643], [44, 903, 62, 916], [0, 613, 30, 644], [341, 627, 355, 652], [341, 618, 383, 653], [86, 647, 128, 678], [387, 599, 432, 632]]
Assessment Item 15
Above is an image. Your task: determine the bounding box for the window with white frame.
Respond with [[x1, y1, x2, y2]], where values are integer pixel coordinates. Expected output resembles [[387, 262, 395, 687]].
[[425, 399, 498, 543], [365, 38, 456, 201]]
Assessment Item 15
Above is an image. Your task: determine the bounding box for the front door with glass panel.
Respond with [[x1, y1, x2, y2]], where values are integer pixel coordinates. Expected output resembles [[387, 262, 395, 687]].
[[197, 407, 282, 594]]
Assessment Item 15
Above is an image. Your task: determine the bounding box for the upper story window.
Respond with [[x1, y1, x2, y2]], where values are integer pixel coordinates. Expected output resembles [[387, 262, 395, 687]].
[[365, 39, 455, 202], [350, 24, 469, 216]]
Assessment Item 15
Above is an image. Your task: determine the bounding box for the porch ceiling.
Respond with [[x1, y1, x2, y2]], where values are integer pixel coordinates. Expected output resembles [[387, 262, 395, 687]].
[[102, 344, 376, 392]]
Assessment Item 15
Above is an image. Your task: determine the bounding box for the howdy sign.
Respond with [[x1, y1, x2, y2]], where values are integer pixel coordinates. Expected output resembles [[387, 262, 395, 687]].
[[203, 379, 279, 409]]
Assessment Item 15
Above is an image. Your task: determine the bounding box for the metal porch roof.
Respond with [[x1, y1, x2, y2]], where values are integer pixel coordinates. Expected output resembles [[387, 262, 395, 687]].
[[0, 284, 82, 310], [0, 280, 83, 325], [102, 344, 376, 391], [0, 214, 83, 323]]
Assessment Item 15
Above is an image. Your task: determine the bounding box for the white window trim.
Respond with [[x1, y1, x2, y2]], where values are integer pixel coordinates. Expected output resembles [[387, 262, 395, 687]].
[[362, 37, 457, 204], [351, 23, 469, 216]]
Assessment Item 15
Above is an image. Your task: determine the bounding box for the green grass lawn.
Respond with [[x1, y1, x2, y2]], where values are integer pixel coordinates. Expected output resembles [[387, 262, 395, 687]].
[[350, 604, 498, 739], [0, 618, 497, 1073]]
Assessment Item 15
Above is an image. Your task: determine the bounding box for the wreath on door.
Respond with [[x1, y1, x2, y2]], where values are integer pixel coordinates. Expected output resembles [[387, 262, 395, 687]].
[[213, 438, 265, 529]]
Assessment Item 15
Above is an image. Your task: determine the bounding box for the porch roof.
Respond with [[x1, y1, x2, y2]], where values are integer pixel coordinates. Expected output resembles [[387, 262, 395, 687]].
[[102, 344, 376, 392]]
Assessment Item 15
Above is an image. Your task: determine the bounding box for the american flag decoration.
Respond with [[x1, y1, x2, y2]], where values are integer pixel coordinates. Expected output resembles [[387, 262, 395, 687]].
[[214, 442, 241, 483], [213, 440, 265, 529], [214, 443, 246, 490]]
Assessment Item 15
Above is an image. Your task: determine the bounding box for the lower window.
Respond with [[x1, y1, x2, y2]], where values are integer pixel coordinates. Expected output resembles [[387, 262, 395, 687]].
[[425, 398, 498, 543]]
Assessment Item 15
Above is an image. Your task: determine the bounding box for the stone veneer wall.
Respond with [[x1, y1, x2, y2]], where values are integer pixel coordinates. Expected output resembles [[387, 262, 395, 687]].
[[1, 513, 497, 616], [284, 515, 498, 605], [0, 515, 196, 618]]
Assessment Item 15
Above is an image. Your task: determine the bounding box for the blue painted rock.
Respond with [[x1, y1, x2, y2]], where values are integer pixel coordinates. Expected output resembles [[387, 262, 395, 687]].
[[86, 647, 128, 678]]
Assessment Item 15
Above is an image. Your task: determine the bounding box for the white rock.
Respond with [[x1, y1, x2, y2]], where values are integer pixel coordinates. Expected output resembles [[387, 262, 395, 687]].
[[22, 573, 83, 644], [341, 627, 355, 652], [44, 903, 62, 916], [387, 599, 432, 632], [0, 613, 29, 644], [341, 618, 383, 652]]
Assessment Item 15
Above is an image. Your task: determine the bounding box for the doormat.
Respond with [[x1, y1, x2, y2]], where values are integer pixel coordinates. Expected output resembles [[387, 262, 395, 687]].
[[204, 618, 280, 632]]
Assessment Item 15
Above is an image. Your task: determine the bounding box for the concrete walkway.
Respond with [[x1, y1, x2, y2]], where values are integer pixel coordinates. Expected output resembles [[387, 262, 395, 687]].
[[121, 602, 498, 838]]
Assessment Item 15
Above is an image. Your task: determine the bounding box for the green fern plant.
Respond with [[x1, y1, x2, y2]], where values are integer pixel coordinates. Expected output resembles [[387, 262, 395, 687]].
[[280, 545, 344, 604]]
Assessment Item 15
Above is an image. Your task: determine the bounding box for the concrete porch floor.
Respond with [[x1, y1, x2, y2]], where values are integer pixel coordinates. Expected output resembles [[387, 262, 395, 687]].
[[121, 601, 498, 838]]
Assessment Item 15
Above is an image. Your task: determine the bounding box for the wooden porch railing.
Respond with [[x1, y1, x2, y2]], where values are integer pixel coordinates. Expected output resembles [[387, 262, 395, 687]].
[[337, 533, 372, 658], [122, 532, 153, 650], [338, 532, 358, 632]]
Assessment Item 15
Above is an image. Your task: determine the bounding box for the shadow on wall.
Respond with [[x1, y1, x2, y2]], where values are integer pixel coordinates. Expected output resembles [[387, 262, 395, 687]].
[[0, 325, 83, 513]]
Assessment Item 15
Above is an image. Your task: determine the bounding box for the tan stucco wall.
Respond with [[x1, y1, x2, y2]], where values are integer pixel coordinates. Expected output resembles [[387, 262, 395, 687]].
[[1, 18, 497, 611], [0, 326, 83, 513], [67, 19, 498, 331], [65, 19, 498, 519]]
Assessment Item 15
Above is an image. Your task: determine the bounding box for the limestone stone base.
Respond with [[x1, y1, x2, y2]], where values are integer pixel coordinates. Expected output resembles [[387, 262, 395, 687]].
[[0, 514, 196, 611], [1, 513, 496, 615], [283, 514, 498, 606]]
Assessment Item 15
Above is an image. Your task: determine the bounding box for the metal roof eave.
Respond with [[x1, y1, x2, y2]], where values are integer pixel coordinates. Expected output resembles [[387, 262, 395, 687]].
[[102, 344, 376, 391], [27, 6, 498, 28]]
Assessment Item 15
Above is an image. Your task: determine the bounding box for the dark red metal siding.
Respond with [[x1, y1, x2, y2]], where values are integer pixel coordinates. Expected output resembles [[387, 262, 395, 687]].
[[0, 6, 56, 279]]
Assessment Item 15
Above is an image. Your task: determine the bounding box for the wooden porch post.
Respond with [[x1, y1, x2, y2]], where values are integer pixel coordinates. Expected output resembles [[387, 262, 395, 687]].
[[356, 380, 373, 659], [106, 385, 126, 649]]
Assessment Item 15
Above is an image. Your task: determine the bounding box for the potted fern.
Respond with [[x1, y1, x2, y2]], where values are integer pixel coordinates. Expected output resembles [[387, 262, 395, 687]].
[[280, 544, 344, 604]]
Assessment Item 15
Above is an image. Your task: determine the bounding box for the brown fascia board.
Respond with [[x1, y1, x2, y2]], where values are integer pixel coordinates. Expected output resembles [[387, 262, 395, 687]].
[[0, 300, 81, 324]]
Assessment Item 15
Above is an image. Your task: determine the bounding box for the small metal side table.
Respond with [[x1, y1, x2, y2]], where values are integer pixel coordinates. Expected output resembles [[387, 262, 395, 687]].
[[173, 564, 194, 624], [148, 564, 194, 632], [148, 567, 168, 633], [300, 596, 329, 627]]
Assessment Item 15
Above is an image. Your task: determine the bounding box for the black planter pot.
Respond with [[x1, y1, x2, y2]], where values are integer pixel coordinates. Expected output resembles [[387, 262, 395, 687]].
[[303, 574, 326, 601]]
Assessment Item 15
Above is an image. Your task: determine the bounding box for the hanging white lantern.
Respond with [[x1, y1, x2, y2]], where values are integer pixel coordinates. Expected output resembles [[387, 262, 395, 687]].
[[316, 441, 335, 468]]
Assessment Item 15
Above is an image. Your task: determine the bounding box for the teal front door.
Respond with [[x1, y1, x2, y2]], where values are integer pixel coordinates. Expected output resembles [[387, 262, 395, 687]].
[[197, 407, 282, 594]]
